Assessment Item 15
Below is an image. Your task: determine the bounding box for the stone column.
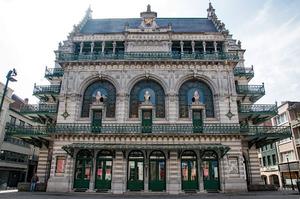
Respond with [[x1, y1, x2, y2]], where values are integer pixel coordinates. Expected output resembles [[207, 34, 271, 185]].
[[202, 41, 206, 53], [167, 151, 181, 194], [214, 41, 218, 53], [90, 42, 94, 53], [180, 41, 184, 54], [112, 41, 116, 55], [79, 42, 84, 54], [111, 151, 126, 194], [101, 41, 105, 54], [144, 151, 149, 192], [198, 156, 204, 192], [88, 150, 97, 192], [191, 40, 195, 53]]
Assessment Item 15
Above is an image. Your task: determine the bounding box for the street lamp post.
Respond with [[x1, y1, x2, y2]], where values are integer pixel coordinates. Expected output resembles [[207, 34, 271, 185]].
[[0, 68, 17, 114], [286, 155, 295, 190]]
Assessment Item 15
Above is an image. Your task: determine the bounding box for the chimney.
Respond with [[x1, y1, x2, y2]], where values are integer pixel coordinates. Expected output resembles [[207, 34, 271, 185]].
[[24, 98, 29, 104]]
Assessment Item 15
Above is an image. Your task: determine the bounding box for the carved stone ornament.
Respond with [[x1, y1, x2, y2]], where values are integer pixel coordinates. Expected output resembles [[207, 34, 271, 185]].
[[144, 90, 151, 103]]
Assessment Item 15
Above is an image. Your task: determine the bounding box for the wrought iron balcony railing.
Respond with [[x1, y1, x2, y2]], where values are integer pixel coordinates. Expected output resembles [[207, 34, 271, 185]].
[[233, 67, 254, 79], [20, 103, 58, 114], [236, 84, 265, 95], [33, 84, 61, 95], [238, 104, 278, 115], [44, 67, 64, 79], [5, 123, 291, 138], [57, 51, 239, 62]]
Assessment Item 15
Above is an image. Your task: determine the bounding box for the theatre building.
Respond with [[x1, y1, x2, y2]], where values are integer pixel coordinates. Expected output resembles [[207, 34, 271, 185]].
[[6, 4, 291, 193]]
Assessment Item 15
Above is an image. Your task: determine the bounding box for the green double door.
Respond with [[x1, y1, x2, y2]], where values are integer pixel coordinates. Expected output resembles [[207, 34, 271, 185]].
[[92, 110, 102, 133], [74, 151, 92, 189], [149, 159, 166, 191], [181, 159, 198, 190], [128, 159, 144, 191], [142, 109, 152, 133], [203, 160, 219, 191], [192, 110, 203, 133], [95, 158, 112, 190]]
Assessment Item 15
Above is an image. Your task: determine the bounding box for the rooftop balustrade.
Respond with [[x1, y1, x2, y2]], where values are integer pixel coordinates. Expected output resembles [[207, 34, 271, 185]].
[[57, 51, 239, 62]]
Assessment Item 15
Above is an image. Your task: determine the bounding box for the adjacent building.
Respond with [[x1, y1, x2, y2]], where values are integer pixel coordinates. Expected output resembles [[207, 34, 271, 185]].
[[5, 4, 291, 193], [0, 83, 39, 190], [258, 101, 300, 189]]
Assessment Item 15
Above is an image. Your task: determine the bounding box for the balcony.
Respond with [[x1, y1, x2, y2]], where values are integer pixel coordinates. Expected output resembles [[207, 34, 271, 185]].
[[233, 66, 254, 80], [33, 85, 61, 99], [238, 104, 278, 124], [6, 123, 291, 148], [56, 51, 239, 62], [236, 84, 265, 103], [44, 67, 64, 80], [20, 103, 58, 115]]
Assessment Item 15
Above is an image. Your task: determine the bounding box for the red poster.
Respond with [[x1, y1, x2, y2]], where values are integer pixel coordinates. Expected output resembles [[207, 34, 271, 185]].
[[204, 168, 209, 177]]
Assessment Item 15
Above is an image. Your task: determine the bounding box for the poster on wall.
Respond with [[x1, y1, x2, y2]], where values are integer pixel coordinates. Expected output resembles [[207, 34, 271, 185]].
[[228, 157, 239, 175]]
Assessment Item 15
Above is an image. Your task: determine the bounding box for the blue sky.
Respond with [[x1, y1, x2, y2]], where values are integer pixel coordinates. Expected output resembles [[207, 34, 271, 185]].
[[0, 0, 299, 104]]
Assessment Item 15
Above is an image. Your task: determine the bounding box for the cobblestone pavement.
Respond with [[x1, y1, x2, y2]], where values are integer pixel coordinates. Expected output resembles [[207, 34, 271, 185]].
[[0, 191, 299, 199]]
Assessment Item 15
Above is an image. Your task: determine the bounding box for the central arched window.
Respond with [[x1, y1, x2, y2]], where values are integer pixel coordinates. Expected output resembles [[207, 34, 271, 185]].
[[81, 80, 116, 118], [179, 79, 214, 118], [129, 79, 165, 118]]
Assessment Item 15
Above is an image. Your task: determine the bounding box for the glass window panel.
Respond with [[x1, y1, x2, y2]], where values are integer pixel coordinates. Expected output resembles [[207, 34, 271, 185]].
[[212, 160, 218, 179], [159, 161, 165, 181], [203, 161, 210, 180], [85, 166, 91, 180], [76, 168, 82, 179], [182, 161, 188, 181], [137, 161, 144, 181], [97, 161, 104, 179], [190, 161, 197, 181], [105, 161, 112, 180], [150, 161, 157, 181], [128, 161, 135, 180]]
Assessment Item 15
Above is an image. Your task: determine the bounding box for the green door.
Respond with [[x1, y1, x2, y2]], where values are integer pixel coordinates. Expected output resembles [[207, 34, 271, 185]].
[[92, 110, 102, 133], [142, 109, 152, 133], [149, 151, 166, 191], [192, 110, 203, 133], [95, 159, 112, 190], [181, 151, 198, 191], [203, 159, 219, 191], [128, 151, 144, 191], [74, 150, 93, 189]]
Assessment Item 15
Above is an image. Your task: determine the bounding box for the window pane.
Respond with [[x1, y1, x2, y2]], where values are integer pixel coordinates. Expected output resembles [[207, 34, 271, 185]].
[[105, 161, 112, 180], [190, 161, 197, 181], [182, 161, 188, 181], [137, 162, 143, 181], [150, 161, 156, 181], [97, 161, 104, 179], [159, 161, 165, 181], [128, 161, 135, 180]]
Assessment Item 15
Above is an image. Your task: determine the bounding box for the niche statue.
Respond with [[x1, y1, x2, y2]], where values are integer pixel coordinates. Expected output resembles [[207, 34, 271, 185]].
[[144, 90, 151, 103], [94, 91, 104, 104], [192, 90, 200, 104]]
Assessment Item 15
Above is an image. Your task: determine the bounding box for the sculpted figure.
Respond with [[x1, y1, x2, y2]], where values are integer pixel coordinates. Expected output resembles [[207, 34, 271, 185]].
[[144, 90, 151, 103], [193, 90, 200, 103], [95, 91, 102, 104]]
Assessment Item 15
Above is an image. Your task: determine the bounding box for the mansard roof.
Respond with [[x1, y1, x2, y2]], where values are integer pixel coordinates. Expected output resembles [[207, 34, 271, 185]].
[[79, 18, 218, 34]]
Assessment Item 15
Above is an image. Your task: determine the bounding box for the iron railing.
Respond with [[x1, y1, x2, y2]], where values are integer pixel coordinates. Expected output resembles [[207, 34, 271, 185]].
[[233, 67, 254, 78], [44, 67, 64, 78], [5, 122, 291, 137], [238, 104, 278, 115], [20, 103, 58, 114], [236, 84, 265, 95], [33, 84, 61, 95], [57, 51, 239, 62]]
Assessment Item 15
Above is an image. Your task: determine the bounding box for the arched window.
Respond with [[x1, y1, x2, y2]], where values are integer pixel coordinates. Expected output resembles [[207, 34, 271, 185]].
[[74, 150, 93, 189], [81, 80, 116, 118], [129, 79, 165, 118], [181, 150, 198, 190], [179, 79, 214, 118]]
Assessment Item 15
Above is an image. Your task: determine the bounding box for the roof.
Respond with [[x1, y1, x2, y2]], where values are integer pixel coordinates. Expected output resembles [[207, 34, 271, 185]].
[[79, 18, 218, 34]]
